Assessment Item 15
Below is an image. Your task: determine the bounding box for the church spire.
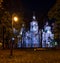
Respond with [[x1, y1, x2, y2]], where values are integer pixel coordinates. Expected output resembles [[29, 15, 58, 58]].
[[33, 12, 36, 20]]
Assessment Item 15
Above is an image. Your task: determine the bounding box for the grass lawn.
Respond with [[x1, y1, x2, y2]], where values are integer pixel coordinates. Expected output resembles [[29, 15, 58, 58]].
[[0, 48, 60, 63]]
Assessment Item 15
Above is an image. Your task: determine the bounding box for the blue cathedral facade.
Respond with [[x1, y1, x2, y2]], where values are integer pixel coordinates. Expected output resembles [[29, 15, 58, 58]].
[[17, 15, 56, 48]]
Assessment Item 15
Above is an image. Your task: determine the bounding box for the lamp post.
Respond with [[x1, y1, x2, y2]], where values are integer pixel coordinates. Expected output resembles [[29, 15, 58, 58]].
[[10, 14, 18, 56], [12, 15, 18, 31]]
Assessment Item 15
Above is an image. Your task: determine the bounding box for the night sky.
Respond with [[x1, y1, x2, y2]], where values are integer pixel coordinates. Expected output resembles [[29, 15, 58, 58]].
[[3, 0, 56, 28]]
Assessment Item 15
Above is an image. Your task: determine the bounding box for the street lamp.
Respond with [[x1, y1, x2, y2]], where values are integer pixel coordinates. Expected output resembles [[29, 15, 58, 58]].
[[13, 17, 18, 22], [10, 14, 18, 56], [12, 16, 18, 31]]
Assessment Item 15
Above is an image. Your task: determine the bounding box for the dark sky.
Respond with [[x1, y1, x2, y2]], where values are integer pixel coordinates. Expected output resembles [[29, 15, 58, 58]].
[[3, 0, 56, 27], [21, 0, 56, 21]]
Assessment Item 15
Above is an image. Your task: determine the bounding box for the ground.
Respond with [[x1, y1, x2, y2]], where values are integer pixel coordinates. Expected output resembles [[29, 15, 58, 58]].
[[0, 48, 60, 63]]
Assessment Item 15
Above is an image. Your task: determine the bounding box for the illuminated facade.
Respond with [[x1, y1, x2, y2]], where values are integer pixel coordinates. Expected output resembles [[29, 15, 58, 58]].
[[25, 15, 40, 47], [17, 16, 55, 48], [42, 22, 54, 47]]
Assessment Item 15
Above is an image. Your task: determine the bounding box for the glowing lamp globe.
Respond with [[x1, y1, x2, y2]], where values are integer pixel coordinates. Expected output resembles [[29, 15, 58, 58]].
[[13, 17, 18, 22]]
